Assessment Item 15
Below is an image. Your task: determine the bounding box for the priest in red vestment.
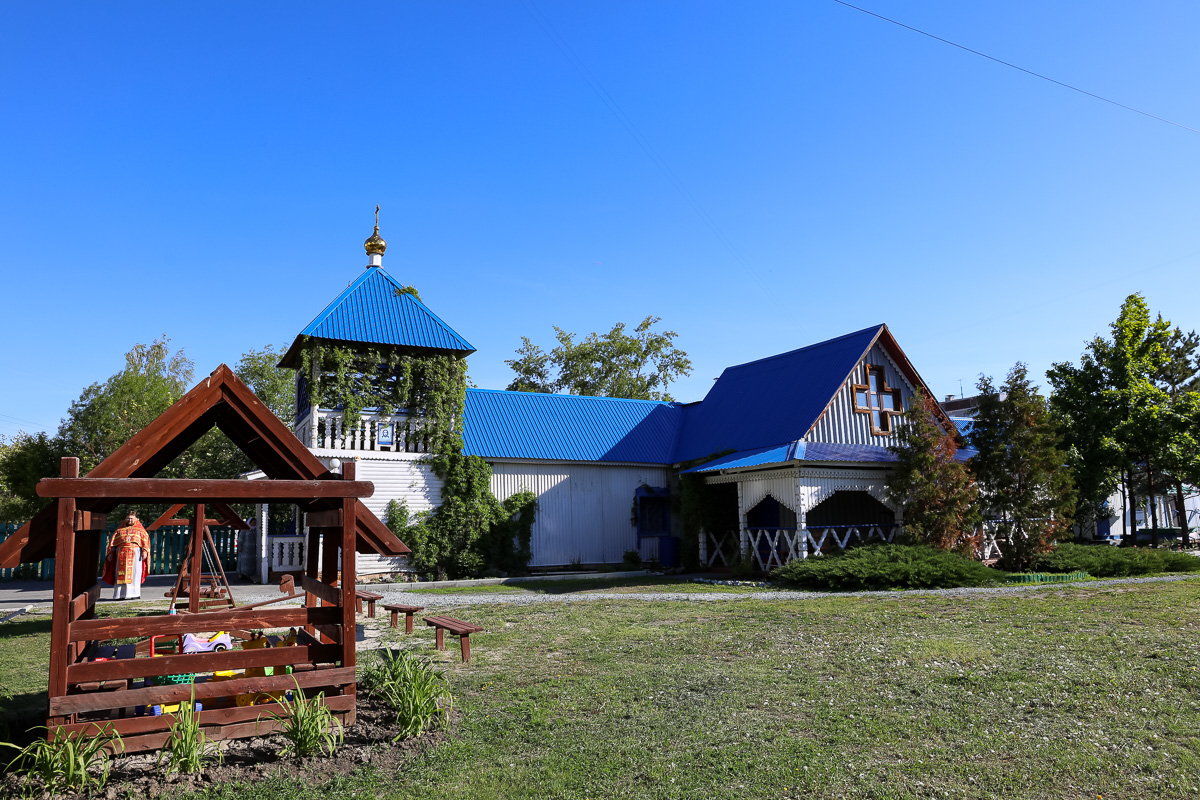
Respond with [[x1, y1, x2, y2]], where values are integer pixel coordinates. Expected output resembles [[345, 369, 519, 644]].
[[102, 513, 151, 599]]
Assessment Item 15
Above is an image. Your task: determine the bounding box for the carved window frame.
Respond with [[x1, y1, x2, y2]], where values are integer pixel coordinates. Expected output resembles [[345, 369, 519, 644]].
[[852, 365, 903, 435]]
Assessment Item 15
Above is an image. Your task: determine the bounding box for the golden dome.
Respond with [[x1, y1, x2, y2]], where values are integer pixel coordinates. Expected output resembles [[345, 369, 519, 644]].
[[364, 204, 387, 256], [364, 226, 387, 256]]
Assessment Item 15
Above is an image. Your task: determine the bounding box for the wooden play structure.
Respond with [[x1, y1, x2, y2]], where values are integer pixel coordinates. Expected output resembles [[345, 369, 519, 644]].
[[0, 365, 409, 752]]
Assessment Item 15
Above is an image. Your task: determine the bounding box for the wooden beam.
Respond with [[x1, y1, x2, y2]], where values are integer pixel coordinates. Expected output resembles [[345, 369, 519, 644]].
[[304, 508, 342, 528], [37, 478, 374, 502], [50, 666, 355, 717], [300, 575, 342, 607], [69, 605, 341, 641], [49, 457, 79, 707], [72, 511, 106, 531], [340, 461, 357, 715], [189, 505, 204, 613], [67, 643, 342, 683], [69, 583, 102, 622], [114, 711, 350, 755], [147, 504, 187, 531], [210, 501, 250, 530], [53, 694, 355, 741]]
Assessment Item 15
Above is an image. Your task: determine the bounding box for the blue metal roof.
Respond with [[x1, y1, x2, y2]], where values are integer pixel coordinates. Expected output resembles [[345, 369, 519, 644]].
[[291, 267, 475, 355], [670, 325, 884, 463], [462, 388, 683, 463], [682, 440, 974, 473]]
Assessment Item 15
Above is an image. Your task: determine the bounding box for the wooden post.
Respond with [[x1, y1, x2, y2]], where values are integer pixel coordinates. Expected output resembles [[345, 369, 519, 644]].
[[304, 522, 320, 636], [49, 457, 79, 718], [340, 461, 357, 723], [189, 503, 205, 614]]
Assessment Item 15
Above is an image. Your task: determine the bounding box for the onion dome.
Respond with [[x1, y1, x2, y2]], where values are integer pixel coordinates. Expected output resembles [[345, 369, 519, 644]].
[[364, 205, 387, 256]]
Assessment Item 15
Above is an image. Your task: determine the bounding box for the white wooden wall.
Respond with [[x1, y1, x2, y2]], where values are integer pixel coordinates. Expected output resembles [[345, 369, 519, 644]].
[[805, 342, 917, 446], [489, 461, 672, 566], [351, 456, 443, 575]]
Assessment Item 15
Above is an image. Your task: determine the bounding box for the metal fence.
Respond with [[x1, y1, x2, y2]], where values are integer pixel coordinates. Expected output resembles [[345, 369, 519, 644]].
[[0, 522, 238, 581]]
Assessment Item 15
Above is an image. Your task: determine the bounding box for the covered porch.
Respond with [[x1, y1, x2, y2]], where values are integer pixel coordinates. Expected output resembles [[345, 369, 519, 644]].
[[697, 466, 903, 573]]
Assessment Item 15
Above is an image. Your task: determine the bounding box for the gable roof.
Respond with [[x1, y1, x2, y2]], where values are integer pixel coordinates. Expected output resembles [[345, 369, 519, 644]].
[[670, 325, 884, 463], [280, 267, 475, 367], [0, 365, 408, 568], [462, 388, 681, 463]]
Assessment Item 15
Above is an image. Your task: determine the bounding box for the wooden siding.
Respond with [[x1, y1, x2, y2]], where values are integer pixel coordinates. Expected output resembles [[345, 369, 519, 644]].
[[350, 457, 442, 575], [489, 462, 671, 566], [804, 342, 917, 446]]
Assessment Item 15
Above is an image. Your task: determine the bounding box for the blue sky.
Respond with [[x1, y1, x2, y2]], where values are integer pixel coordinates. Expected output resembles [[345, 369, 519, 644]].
[[1, 2, 1197, 437]]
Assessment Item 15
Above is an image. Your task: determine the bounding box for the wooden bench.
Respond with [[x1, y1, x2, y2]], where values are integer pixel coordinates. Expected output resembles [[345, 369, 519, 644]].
[[355, 590, 384, 618], [382, 604, 424, 634], [423, 615, 483, 662]]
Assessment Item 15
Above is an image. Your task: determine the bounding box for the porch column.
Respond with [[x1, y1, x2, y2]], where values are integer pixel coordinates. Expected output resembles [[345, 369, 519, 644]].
[[258, 503, 269, 585], [698, 526, 708, 568], [736, 482, 748, 558], [795, 474, 808, 560]]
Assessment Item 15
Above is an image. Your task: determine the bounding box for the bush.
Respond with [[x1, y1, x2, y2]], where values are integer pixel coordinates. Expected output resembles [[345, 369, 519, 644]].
[[771, 544, 1004, 591], [622, 550, 642, 569], [1034, 543, 1200, 578], [2, 723, 122, 793], [360, 649, 452, 740]]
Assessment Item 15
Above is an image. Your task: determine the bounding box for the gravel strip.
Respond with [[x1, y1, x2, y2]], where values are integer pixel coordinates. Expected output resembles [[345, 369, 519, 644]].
[[374, 573, 1200, 608]]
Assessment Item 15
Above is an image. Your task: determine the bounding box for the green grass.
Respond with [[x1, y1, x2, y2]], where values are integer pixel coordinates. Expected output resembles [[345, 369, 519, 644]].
[[407, 576, 779, 595], [8, 580, 1200, 798]]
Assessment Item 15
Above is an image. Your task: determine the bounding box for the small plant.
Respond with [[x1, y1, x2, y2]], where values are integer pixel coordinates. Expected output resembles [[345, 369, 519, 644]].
[[2, 723, 122, 793], [621, 549, 642, 569], [360, 648, 453, 739], [270, 680, 344, 758], [158, 688, 221, 774]]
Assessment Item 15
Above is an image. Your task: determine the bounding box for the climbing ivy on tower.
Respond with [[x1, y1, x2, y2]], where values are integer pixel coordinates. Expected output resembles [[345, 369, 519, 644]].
[[298, 335, 536, 578]]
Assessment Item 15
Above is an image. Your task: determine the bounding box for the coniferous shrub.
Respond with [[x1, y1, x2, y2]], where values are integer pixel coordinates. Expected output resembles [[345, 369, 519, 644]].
[[1034, 543, 1200, 578], [771, 544, 1004, 591]]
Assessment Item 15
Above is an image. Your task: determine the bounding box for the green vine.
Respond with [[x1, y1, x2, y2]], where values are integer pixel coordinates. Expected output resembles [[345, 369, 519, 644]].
[[298, 337, 466, 455]]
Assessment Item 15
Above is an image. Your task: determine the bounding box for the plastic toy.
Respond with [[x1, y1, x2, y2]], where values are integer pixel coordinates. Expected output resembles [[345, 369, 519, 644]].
[[182, 631, 232, 654]]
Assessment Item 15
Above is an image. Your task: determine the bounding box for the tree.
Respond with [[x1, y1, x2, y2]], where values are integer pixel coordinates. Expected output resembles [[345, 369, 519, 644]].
[[56, 336, 194, 474], [0, 431, 59, 523], [1152, 327, 1200, 546], [235, 344, 296, 427], [505, 316, 692, 400], [969, 364, 1075, 571], [885, 391, 979, 555]]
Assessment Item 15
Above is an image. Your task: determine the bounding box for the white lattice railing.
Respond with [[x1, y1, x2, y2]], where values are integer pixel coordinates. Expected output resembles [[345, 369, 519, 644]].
[[269, 535, 307, 573], [742, 524, 903, 572], [294, 409, 432, 453]]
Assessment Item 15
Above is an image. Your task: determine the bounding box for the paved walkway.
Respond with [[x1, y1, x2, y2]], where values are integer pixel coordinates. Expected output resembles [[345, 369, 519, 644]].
[[2, 573, 1197, 613]]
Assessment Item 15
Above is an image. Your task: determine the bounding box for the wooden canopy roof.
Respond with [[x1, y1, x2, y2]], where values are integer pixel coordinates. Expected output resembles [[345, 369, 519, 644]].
[[0, 364, 408, 568]]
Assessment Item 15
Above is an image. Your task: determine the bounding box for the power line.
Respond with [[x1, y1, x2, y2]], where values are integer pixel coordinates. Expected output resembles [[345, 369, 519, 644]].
[[832, 0, 1200, 136]]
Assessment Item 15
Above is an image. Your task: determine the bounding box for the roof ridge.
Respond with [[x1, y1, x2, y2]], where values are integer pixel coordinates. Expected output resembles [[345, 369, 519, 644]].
[[466, 387, 677, 406], [718, 324, 884, 373]]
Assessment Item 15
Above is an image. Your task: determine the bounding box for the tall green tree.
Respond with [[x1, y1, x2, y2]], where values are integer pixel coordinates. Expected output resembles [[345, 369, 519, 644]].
[[0, 431, 59, 523], [235, 344, 297, 427], [1152, 327, 1200, 545], [885, 391, 979, 556], [969, 364, 1075, 571], [506, 316, 692, 400]]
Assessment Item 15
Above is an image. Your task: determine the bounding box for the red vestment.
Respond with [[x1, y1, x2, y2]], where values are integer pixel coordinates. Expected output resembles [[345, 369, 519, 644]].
[[102, 522, 151, 585]]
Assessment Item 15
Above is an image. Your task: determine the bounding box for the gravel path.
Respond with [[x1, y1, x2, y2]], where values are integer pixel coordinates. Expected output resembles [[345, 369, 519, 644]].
[[369, 573, 1200, 608]]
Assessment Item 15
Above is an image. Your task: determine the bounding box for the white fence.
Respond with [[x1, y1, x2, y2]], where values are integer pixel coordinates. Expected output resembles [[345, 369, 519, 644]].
[[294, 409, 432, 453], [268, 535, 307, 573]]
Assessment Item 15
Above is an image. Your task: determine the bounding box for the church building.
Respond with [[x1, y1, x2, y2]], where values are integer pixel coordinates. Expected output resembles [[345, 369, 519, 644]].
[[265, 221, 962, 576]]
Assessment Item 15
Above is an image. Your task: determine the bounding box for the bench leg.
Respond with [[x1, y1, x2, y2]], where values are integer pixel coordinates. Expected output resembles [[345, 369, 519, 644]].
[[355, 597, 363, 614], [435, 627, 444, 650], [405, 613, 414, 635], [367, 600, 376, 619], [460, 634, 470, 663], [389, 610, 399, 629]]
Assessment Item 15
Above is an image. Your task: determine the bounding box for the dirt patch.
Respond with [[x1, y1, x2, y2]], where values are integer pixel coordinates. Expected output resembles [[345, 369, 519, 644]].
[[0, 694, 449, 800]]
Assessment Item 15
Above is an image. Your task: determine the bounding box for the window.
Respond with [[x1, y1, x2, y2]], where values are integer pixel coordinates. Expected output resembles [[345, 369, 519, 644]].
[[852, 365, 903, 434]]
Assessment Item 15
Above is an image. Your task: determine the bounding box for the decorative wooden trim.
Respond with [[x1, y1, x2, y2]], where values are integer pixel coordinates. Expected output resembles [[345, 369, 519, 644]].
[[37, 478, 374, 502]]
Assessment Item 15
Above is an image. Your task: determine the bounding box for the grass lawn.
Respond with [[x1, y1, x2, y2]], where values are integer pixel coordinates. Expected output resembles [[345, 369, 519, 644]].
[[408, 576, 777, 596], [4, 579, 1200, 798]]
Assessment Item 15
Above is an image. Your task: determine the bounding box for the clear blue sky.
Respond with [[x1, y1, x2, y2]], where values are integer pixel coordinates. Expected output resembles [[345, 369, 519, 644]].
[[2, 2, 1197, 437]]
